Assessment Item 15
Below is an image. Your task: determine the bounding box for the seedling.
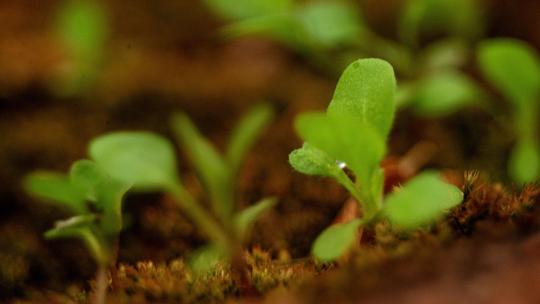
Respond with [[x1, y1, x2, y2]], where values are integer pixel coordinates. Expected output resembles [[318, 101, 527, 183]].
[[289, 58, 463, 261], [88, 103, 276, 273], [24, 160, 130, 304], [477, 39, 540, 183]]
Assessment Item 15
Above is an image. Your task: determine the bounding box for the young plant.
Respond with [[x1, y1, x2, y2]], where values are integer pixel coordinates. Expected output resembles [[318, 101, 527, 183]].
[[24, 160, 131, 304], [289, 58, 463, 261], [88, 103, 276, 273], [477, 39, 540, 184]]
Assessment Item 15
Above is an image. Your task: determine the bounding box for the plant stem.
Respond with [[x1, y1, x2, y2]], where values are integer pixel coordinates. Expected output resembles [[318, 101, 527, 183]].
[[93, 264, 107, 304], [166, 183, 230, 248]]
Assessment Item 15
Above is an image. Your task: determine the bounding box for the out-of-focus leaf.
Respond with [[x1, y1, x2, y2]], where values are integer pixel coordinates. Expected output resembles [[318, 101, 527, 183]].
[[89, 132, 180, 191], [227, 103, 274, 174], [312, 219, 362, 262], [171, 113, 233, 222], [383, 171, 463, 230], [420, 39, 469, 72], [235, 197, 277, 239], [509, 140, 540, 184], [327, 58, 397, 139], [204, 0, 292, 20], [410, 71, 485, 117], [189, 244, 227, 273], [23, 172, 86, 213], [478, 39, 540, 105]]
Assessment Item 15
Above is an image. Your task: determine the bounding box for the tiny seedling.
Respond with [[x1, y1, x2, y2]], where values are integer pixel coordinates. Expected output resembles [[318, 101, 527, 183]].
[[477, 39, 540, 184], [88, 103, 276, 273], [289, 58, 463, 261], [24, 160, 130, 304]]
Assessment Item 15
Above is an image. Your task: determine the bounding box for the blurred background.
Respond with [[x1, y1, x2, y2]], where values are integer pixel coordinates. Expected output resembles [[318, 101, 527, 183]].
[[0, 0, 539, 300]]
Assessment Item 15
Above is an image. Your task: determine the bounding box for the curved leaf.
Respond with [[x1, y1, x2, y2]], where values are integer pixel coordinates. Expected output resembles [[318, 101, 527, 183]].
[[23, 172, 86, 213], [312, 219, 362, 262]]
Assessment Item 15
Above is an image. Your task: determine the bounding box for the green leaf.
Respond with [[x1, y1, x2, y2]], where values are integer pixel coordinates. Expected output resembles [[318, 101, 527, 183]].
[[203, 0, 292, 20], [312, 219, 362, 262], [171, 113, 234, 222], [227, 103, 274, 174], [188, 244, 227, 273], [224, 14, 302, 48], [296, 1, 364, 49], [235, 197, 277, 239], [23, 172, 86, 213], [70, 160, 131, 235], [509, 140, 540, 184], [478, 39, 540, 104], [295, 112, 385, 188], [289, 143, 339, 177], [383, 171, 463, 230], [399, 0, 484, 46], [327, 58, 397, 139], [410, 71, 485, 117], [420, 39, 469, 72], [89, 132, 180, 191]]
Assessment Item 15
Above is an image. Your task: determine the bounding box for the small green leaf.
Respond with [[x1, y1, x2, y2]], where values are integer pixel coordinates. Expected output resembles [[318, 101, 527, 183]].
[[204, 0, 292, 20], [89, 132, 180, 191], [44, 214, 97, 239], [478, 39, 540, 104], [171, 113, 234, 222], [327, 58, 397, 139], [227, 103, 274, 174], [189, 244, 227, 273], [295, 112, 385, 188], [509, 140, 540, 184], [23, 172, 86, 213], [312, 219, 362, 262], [235, 197, 277, 240], [289, 143, 339, 177], [410, 71, 485, 117], [296, 1, 364, 49], [383, 171, 463, 230]]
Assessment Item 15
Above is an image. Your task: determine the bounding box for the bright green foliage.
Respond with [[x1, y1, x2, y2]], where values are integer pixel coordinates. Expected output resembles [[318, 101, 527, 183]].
[[204, 0, 292, 20], [478, 39, 540, 183], [400, 0, 484, 47], [24, 160, 130, 265], [290, 58, 464, 261], [328, 58, 397, 138], [89, 132, 180, 191], [408, 71, 485, 117], [54, 0, 108, 95], [311, 219, 362, 262], [383, 172, 463, 229]]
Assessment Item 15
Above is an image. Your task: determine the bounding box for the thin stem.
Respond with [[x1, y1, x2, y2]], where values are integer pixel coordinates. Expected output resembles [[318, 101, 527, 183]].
[[93, 264, 107, 304], [166, 183, 230, 248]]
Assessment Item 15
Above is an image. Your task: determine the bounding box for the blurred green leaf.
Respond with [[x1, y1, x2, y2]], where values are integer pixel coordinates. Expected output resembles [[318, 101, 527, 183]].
[[383, 171, 463, 230], [410, 71, 485, 117], [327, 58, 397, 139], [235, 197, 277, 239], [227, 103, 274, 174], [509, 140, 540, 184], [89, 132, 180, 191], [189, 244, 227, 273], [296, 1, 364, 49], [478, 39, 540, 104], [23, 172, 86, 213], [400, 0, 484, 46], [204, 0, 292, 20], [420, 39, 469, 72], [171, 113, 234, 222], [295, 112, 385, 188], [312, 219, 362, 261]]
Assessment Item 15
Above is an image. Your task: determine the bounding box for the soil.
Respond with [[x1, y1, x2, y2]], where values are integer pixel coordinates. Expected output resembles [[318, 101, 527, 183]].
[[0, 0, 539, 303]]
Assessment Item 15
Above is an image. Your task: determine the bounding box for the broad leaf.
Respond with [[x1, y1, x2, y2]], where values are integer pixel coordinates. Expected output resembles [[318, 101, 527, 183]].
[[296, 1, 364, 49], [478, 39, 540, 104], [89, 132, 180, 191], [327, 58, 397, 139], [312, 219, 362, 262], [171, 113, 234, 222], [226, 103, 274, 174], [509, 140, 540, 184], [235, 197, 277, 240], [383, 171, 463, 230], [23, 172, 86, 213], [203, 0, 292, 20], [295, 112, 385, 188], [411, 71, 485, 117]]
